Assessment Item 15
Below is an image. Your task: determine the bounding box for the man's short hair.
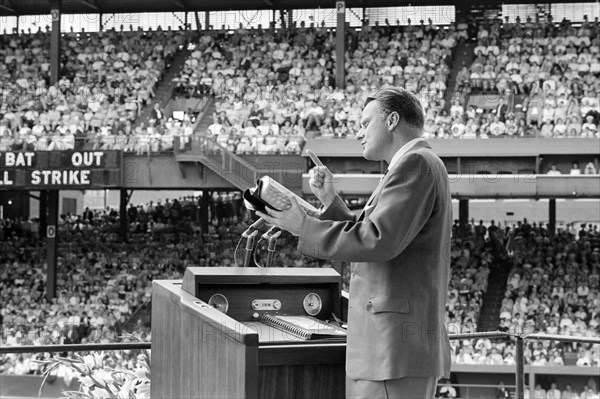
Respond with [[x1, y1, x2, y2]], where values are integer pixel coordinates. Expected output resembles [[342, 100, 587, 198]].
[[363, 87, 425, 130]]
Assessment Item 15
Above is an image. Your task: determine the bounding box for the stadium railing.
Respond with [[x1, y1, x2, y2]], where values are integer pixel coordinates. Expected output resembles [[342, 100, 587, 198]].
[[2, 331, 599, 398]]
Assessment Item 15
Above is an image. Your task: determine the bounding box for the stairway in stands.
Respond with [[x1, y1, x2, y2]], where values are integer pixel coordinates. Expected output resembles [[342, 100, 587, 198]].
[[443, 41, 476, 109], [477, 259, 512, 332], [193, 99, 216, 135], [174, 98, 303, 194], [122, 301, 151, 334], [135, 48, 191, 126]]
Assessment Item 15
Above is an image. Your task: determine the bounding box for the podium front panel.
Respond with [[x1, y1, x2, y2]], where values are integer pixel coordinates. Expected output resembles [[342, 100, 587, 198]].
[[152, 268, 346, 399]]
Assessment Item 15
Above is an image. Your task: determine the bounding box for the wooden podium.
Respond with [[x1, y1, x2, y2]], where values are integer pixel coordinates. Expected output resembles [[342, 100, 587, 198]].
[[152, 267, 347, 399]]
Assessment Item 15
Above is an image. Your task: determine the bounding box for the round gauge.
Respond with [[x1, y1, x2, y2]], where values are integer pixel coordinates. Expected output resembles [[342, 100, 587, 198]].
[[208, 293, 229, 314], [302, 293, 322, 316]]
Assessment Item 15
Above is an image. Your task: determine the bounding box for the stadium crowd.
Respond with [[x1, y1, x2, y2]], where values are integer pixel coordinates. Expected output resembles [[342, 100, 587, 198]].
[[178, 21, 457, 153], [2, 192, 598, 375], [1, 14, 599, 399], [450, 220, 600, 371], [177, 17, 599, 144], [503, 221, 600, 368], [451, 16, 600, 139], [0, 27, 187, 153], [1, 17, 598, 158], [0, 192, 332, 376]]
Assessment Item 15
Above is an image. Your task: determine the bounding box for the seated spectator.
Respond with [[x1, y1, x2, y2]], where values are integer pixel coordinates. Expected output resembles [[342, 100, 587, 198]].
[[547, 164, 562, 175]]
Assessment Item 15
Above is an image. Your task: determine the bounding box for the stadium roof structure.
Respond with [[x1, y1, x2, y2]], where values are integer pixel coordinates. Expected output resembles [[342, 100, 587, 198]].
[[0, 0, 593, 16]]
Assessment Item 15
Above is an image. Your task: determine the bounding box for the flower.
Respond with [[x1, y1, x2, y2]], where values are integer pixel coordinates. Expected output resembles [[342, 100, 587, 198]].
[[40, 348, 151, 399], [83, 355, 96, 373]]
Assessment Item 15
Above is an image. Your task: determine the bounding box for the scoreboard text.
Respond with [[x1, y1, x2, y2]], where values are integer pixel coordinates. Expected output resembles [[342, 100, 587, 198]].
[[0, 151, 122, 189]]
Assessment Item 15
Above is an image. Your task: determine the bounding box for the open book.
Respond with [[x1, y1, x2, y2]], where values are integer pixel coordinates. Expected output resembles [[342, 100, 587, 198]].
[[243, 176, 321, 217], [259, 314, 346, 341]]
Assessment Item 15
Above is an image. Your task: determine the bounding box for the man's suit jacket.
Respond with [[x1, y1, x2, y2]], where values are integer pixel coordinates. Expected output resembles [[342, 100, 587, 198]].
[[298, 141, 452, 381]]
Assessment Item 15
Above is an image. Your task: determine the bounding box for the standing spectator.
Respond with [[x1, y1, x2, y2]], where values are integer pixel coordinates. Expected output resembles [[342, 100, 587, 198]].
[[150, 103, 165, 123], [496, 381, 511, 399]]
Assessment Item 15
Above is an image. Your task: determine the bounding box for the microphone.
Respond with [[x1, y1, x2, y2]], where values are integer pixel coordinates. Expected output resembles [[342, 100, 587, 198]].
[[243, 230, 259, 267], [265, 230, 282, 268], [261, 226, 280, 240], [242, 218, 266, 238]]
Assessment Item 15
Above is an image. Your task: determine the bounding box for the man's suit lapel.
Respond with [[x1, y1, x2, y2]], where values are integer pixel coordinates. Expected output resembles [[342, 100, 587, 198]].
[[357, 141, 432, 222]]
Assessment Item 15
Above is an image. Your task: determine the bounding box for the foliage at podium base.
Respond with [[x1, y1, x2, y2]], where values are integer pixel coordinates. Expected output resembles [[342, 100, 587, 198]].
[[39, 350, 150, 398]]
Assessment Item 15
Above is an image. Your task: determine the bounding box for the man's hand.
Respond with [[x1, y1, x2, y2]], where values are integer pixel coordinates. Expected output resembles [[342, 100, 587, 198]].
[[307, 150, 337, 208], [256, 196, 308, 237]]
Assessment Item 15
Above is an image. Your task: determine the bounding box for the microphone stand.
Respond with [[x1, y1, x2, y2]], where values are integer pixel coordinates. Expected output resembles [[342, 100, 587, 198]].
[[265, 230, 281, 268], [243, 230, 258, 267]]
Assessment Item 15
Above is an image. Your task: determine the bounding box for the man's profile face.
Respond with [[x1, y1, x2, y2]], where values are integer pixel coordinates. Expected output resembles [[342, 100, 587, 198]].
[[356, 100, 391, 161]]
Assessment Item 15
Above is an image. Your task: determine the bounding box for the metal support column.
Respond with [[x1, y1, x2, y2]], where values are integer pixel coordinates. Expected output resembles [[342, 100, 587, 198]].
[[200, 190, 209, 235], [46, 190, 59, 301], [119, 189, 128, 243], [39, 190, 48, 239], [548, 199, 556, 241], [459, 199, 469, 234], [515, 335, 525, 399], [204, 12, 209, 30], [335, 1, 346, 89], [49, 0, 61, 85]]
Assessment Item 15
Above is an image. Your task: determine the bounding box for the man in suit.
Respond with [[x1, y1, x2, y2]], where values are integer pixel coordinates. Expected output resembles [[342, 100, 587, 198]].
[[257, 87, 452, 398]]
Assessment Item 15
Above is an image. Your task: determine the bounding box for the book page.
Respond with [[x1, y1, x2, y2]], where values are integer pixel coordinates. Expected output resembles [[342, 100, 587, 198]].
[[260, 177, 321, 217]]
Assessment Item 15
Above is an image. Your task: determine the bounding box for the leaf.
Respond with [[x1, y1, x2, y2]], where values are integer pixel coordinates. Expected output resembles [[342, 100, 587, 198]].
[[107, 383, 120, 397], [93, 369, 115, 386], [38, 361, 61, 398], [94, 352, 104, 369], [83, 355, 96, 372], [66, 362, 89, 376], [117, 379, 136, 399], [136, 383, 151, 399], [79, 376, 95, 388]]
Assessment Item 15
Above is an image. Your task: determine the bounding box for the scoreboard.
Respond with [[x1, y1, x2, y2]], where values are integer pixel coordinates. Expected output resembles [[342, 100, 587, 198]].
[[0, 151, 123, 189]]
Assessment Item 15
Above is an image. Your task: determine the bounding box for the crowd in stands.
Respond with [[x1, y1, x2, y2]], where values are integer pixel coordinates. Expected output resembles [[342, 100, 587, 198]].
[[0, 192, 331, 377], [437, 378, 600, 398], [1, 17, 598, 157], [3, 191, 597, 377], [503, 221, 600, 368], [0, 27, 187, 153], [451, 16, 600, 139], [546, 158, 600, 175], [448, 219, 512, 365], [445, 220, 494, 338], [176, 21, 456, 153], [450, 219, 600, 371]]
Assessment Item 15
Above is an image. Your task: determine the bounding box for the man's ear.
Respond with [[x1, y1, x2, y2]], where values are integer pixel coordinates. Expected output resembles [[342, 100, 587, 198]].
[[387, 111, 400, 130]]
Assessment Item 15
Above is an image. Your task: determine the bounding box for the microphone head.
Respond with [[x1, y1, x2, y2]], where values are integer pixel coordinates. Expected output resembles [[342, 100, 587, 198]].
[[262, 226, 280, 240], [242, 218, 266, 238]]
